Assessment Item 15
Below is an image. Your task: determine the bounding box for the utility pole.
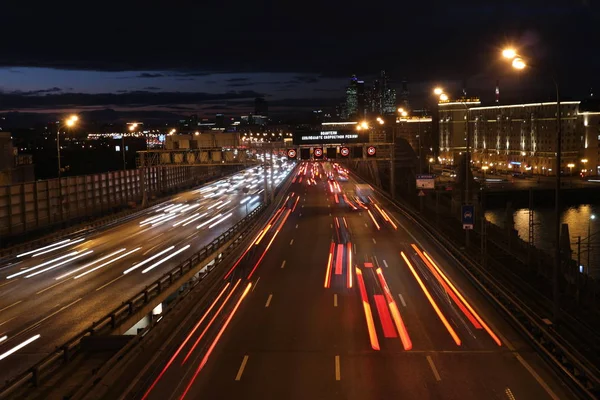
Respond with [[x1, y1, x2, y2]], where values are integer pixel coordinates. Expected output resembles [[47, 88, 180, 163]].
[[270, 150, 274, 203], [465, 105, 471, 248]]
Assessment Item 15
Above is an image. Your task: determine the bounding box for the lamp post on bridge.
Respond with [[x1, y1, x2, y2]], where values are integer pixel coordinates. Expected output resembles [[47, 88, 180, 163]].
[[56, 115, 79, 220], [502, 46, 562, 322]]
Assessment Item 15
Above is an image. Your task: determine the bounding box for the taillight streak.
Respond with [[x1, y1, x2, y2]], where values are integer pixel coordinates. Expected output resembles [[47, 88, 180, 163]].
[[181, 279, 242, 364], [410, 244, 481, 329], [401, 252, 461, 346], [324, 242, 334, 288], [367, 209, 381, 230], [246, 209, 291, 279], [140, 283, 231, 400], [335, 244, 343, 275], [375, 267, 412, 350], [291, 196, 300, 212], [223, 229, 265, 280], [347, 243, 353, 288], [179, 283, 252, 400], [355, 267, 380, 351], [422, 250, 502, 346]]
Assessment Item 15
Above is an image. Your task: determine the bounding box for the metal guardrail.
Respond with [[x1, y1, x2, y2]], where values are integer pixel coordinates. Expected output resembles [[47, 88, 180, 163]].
[[0, 167, 246, 259], [350, 172, 600, 399], [0, 204, 266, 399]]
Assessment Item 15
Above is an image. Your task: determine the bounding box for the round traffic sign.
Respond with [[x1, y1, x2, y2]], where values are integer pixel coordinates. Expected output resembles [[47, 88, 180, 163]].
[[367, 146, 376, 156], [340, 147, 350, 157], [287, 149, 297, 158], [314, 148, 323, 157]]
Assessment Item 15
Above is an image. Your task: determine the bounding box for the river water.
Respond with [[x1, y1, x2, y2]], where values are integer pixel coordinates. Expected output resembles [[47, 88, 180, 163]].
[[485, 204, 600, 277]]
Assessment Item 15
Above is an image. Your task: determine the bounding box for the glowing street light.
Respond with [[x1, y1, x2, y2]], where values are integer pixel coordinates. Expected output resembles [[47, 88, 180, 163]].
[[433, 87, 443, 96], [512, 57, 526, 70], [360, 121, 369, 129], [439, 93, 449, 101], [502, 48, 517, 59]]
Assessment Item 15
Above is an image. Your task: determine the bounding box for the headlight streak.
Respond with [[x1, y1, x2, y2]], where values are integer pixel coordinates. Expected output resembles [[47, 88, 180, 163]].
[[55, 248, 127, 280], [0, 334, 41, 361], [141, 245, 190, 274], [196, 214, 223, 229], [181, 213, 208, 227], [123, 246, 175, 274], [31, 238, 85, 257], [25, 250, 94, 278], [208, 213, 233, 229], [7, 251, 80, 279], [73, 248, 141, 279], [16, 239, 71, 258]]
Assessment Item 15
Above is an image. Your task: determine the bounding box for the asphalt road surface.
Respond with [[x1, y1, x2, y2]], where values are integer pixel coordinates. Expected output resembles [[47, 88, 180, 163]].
[[0, 160, 294, 385], [139, 161, 575, 400]]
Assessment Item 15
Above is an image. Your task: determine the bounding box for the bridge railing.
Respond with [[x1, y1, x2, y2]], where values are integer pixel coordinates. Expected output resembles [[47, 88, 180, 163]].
[[0, 203, 266, 399]]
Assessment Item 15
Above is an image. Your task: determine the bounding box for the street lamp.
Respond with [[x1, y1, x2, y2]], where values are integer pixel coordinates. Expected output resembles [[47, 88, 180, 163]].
[[435, 87, 472, 246], [57, 115, 79, 178], [481, 165, 489, 189], [502, 46, 563, 321], [568, 163, 575, 175], [428, 157, 435, 174], [124, 123, 138, 171], [588, 214, 596, 272]]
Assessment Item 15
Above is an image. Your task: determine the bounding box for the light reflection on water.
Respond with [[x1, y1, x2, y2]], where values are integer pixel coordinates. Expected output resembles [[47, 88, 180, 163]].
[[485, 204, 600, 277]]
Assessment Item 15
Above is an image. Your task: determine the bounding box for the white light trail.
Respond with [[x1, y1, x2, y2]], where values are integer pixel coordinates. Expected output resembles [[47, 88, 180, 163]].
[[140, 213, 170, 226], [197, 214, 223, 229], [31, 239, 85, 257], [151, 214, 178, 227], [74, 248, 141, 279], [182, 212, 208, 227], [16, 239, 71, 258], [123, 246, 175, 274], [0, 336, 6, 343], [248, 196, 260, 205], [166, 204, 185, 213], [207, 200, 223, 210], [153, 204, 174, 213], [173, 213, 200, 227], [26, 250, 94, 278], [141, 245, 191, 274], [216, 200, 231, 209], [55, 248, 127, 280], [7, 251, 80, 279], [209, 213, 233, 229], [0, 334, 41, 361], [240, 196, 252, 204]]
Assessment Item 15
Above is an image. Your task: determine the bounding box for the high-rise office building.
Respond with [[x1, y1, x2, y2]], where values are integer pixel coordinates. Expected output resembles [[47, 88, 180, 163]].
[[343, 75, 365, 119], [254, 97, 268, 115], [368, 71, 397, 115]]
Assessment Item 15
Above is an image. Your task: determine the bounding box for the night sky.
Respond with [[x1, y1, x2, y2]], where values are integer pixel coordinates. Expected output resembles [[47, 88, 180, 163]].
[[1, 1, 598, 121]]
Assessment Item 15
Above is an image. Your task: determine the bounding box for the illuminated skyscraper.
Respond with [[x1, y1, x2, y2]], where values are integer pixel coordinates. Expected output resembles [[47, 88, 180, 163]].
[[344, 75, 365, 119]]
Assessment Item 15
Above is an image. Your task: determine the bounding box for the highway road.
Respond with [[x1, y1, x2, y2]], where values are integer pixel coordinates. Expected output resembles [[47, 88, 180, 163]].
[[0, 159, 294, 385], [136, 161, 575, 400]]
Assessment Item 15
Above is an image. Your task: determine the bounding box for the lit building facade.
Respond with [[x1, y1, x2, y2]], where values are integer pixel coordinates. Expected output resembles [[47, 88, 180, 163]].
[[394, 116, 434, 164], [438, 99, 600, 176]]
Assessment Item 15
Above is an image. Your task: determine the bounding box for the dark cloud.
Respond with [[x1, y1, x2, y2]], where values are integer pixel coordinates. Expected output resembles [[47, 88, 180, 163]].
[[137, 72, 164, 78], [0, 90, 264, 110], [225, 77, 249, 82], [143, 86, 161, 90], [10, 87, 62, 95], [227, 82, 255, 87]]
